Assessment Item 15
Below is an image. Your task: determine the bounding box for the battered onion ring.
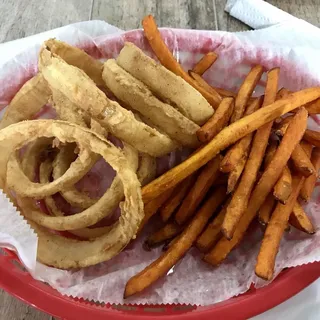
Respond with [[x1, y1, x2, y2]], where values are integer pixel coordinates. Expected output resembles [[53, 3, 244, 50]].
[[39, 159, 112, 239], [6, 146, 93, 198], [21, 137, 54, 180], [53, 139, 139, 209], [39, 47, 177, 157], [0, 73, 51, 129], [52, 92, 105, 208], [0, 120, 143, 268], [137, 153, 157, 186]]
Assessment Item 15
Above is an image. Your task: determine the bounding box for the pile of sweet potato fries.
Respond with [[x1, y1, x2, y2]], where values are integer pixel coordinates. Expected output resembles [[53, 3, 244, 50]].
[[124, 15, 320, 298]]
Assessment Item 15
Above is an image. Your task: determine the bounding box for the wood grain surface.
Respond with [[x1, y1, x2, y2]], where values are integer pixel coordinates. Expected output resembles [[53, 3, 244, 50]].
[[0, 0, 318, 319]]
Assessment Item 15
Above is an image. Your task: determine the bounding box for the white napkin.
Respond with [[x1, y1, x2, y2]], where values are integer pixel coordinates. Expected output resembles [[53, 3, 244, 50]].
[[226, 0, 320, 49]]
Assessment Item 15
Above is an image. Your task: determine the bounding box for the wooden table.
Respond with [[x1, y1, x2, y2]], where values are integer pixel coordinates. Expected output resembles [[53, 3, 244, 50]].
[[0, 0, 319, 319]]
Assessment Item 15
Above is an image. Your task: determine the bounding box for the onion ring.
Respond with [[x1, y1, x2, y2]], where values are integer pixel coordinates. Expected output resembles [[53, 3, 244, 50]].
[[53, 141, 139, 209], [39, 47, 177, 157], [6, 146, 93, 198], [21, 137, 54, 180], [0, 73, 51, 129], [137, 154, 157, 186], [0, 120, 143, 268], [45, 39, 104, 87], [39, 159, 112, 239]]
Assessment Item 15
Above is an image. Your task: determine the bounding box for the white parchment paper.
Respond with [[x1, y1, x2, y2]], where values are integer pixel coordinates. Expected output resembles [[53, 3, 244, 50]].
[[0, 18, 320, 306]]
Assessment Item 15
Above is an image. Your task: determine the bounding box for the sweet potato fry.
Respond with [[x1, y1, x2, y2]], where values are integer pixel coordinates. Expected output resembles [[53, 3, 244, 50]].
[[275, 122, 315, 177], [220, 97, 262, 172], [276, 88, 291, 100], [291, 144, 315, 177], [300, 140, 313, 157], [192, 52, 218, 75], [220, 69, 279, 236], [175, 156, 223, 225], [255, 175, 305, 280], [197, 97, 234, 143], [162, 234, 180, 251], [196, 205, 227, 252], [213, 87, 236, 98], [276, 88, 320, 114], [230, 65, 264, 123], [274, 116, 293, 137], [206, 108, 307, 259], [227, 152, 248, 194], [305, 99, 320, 114], [189, 71, 223, 107], [289, 202, 315, 234], [258, 193, 276, 225], [142, 15, 221, 108], [273, 166, 292, 204], [145, 222, 183, 247], [142, 89, 320, 203], [160, 174, 196, 222], [300, 147, 320, 201], [124, 186, 226, 298], [138, 187, 175, 233], [303, 129, 320, 147], [264, 140, 279, 167]]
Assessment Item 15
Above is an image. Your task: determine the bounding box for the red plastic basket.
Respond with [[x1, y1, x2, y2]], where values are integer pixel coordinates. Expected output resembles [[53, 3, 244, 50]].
[[0, 249, 319, 319], [1, 28, 320, 320]]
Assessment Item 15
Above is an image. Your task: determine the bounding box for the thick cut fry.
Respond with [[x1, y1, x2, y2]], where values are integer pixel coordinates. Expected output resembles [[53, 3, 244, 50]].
[[160, 174, 196, 222], [142, 15, 222, 108], [138, 187, 175, 234], [220, 69, 279, 234], [255, 176, 304, 280], [142, 89, 320, 203], [291, 144, 315, 177], [196, 205, 227, 252], [0, 73, 51, 129], [303, 129, 320, 147], [196, 97, 234, 143], [145, 222, 182, 247], [230, 65, 264, 123], [220, 97, 262, 172], [175, 155, 223, 225], [289, 202, 315, 234], [258, 193, 276, 225], [124, 187, 226, 298], [189, 71, 223, 107], [206, 109, 308, 260], [227, 153, 248, 194], [192, 52, 218, 75], [273, 166, 292, 204], [300, 148, 320, 201]]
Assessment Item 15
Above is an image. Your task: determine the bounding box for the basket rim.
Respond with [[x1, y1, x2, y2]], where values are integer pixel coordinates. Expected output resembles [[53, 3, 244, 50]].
[[0, 250, 319, 320]]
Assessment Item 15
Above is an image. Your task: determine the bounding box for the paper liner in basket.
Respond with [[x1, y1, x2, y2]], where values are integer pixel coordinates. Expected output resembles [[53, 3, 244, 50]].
[[0, 21, 320, 306]]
